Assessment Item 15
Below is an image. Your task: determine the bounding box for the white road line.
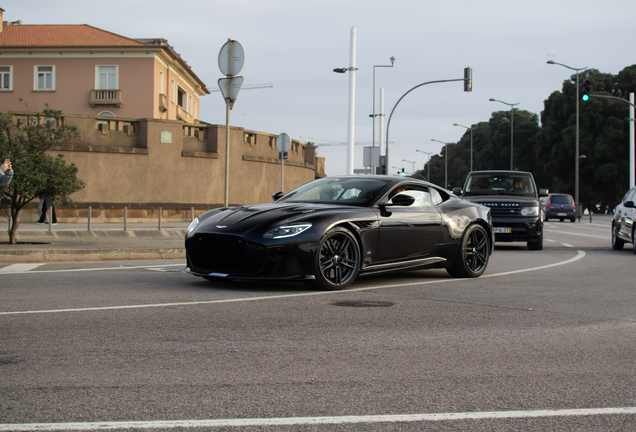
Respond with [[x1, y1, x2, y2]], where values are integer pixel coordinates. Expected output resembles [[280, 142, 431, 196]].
[[562, 243, 574, 247], [0, 251, 586, 316], [543, 228, 607, 239], [0, 263, 44, 273], [1, 406, 634, 431], [1, 263, 185, 274]]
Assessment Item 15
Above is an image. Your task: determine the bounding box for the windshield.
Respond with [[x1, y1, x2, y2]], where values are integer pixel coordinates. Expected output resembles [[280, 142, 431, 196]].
[[464, 174, 535, 197], [277, 177, 391, 206]]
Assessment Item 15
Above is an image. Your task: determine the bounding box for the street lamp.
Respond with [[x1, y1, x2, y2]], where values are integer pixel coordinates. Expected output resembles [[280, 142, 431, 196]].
[[370, 57, 395, 173], [402, 159, 415, 174], [416, 150, 432, 181], [333, 27, 357, 175], [489, 98, 519, 170], [431, 139, 453, 188], [547, 60, 587, 220], [392, 166, 404, 175], [453, 123, 474, 171]]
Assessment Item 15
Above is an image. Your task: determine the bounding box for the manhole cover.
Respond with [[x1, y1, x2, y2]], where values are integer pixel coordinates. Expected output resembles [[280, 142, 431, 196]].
[[330, 301, 395, 308]]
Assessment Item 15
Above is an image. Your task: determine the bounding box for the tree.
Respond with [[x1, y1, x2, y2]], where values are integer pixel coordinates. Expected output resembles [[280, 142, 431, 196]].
[[0, 108, 85, 244]]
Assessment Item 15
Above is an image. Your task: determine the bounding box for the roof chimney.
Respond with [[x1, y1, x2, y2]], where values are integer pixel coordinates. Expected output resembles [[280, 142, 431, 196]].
[[0, 8, 4, 33]]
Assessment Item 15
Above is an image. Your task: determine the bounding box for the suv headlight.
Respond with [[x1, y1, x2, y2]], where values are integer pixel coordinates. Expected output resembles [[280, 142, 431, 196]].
[[520, 206, 539, 217], [263, 222, 312, 239]]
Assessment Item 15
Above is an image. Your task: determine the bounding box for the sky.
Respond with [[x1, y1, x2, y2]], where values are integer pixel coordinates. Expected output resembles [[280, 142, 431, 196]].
[[5, 0, 636, 178]]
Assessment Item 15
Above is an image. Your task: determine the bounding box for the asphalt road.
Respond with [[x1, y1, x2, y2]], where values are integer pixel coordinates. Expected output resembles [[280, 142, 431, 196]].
[[1, 218, 635, 431]]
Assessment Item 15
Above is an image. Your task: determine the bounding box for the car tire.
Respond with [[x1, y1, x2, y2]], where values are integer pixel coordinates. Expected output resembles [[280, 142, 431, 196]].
[[447, 224, 490, 278], [312, 227, 360, 290], [560, 218, 565, 222], [612, 223, 625, 250], [570, 218, 576, 223], [528, 236, 543, 250], [632, 227, 636, 255]]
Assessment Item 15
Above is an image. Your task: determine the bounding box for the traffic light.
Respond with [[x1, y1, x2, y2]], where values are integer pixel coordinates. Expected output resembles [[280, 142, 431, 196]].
[[401, 168, 405, 176], [581, 79, 591, 101], [464, 67, 472, 92]]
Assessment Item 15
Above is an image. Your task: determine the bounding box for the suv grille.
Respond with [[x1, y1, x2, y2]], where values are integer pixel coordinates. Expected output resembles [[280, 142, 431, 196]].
[[186, 234, 268, 275], [479, 202, 520, 216]]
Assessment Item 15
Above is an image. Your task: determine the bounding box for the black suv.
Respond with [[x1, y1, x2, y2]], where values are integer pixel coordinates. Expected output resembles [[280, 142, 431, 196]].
[[454, 170, 548, 250]]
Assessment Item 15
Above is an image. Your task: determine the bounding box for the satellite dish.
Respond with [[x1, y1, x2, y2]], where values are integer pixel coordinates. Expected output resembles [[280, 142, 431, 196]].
[[218, 39, 245, 76]]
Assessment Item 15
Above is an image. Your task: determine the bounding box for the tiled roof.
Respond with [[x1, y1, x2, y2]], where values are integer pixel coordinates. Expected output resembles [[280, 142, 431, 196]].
[[0, 24, 151, 48]]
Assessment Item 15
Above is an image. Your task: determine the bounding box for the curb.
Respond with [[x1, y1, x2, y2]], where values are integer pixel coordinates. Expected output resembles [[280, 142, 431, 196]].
[[0, 248, 185, 263], [4, 229, 187, 240]]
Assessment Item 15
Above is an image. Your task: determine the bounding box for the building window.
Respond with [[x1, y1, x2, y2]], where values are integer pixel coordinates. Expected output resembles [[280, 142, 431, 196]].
[[34, 65, 55, 90], [171, 79, 175, 103], [95, 65, 118, 89], [0, 66, 13, 91], [189, 95, 192, 113], [159, 71, 164, 94], [177, 85, 187, 109]]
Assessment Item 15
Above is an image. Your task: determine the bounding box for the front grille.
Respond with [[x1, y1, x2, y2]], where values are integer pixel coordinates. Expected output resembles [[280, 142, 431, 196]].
[[479, 202, 520, 216], [186, 234, 268, 275]]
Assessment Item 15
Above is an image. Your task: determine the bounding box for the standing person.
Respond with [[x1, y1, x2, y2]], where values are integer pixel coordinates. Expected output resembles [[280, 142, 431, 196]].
[[0, 158, 13, 185], [36, 194, 57, 225]]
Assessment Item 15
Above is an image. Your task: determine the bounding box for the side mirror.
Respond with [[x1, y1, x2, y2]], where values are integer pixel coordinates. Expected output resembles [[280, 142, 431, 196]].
[[539, 188, 549, 197], [452, 187, 462, 195], [624, 201, 635, 208], [272, 191, 284, 202], [378, 193, 415, 217]]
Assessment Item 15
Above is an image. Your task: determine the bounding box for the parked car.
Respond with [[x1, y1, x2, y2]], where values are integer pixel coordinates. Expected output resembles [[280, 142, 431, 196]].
[[544, 193, 576, 222], [611, 186, 636, 253], [185, 175, 494, 290], [454, 170, 548, 250]]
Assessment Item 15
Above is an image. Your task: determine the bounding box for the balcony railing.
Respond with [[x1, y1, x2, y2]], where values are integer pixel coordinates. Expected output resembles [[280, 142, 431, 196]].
[[159, 93, 168, 112], [90, 89, 122, 107], [177, 105, 192, 123]]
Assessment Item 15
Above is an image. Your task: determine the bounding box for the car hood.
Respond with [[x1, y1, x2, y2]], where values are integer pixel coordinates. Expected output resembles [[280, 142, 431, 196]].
[[462, 195, 539, 205], [195, 202, 368, 236]]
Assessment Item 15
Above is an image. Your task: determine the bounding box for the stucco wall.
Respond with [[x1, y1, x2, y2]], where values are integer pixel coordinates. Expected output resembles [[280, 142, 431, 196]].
[[32, 114, 325, 209]]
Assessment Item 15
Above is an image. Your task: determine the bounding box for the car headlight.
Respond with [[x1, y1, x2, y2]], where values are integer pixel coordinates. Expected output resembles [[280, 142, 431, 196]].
[[186, 217, 200, 237], [520, 206, 539, 217], [263, 222, 312, 239]]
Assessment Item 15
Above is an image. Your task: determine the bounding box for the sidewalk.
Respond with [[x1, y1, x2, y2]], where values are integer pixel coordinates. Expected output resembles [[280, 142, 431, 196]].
[[0, 221, 190, 263]]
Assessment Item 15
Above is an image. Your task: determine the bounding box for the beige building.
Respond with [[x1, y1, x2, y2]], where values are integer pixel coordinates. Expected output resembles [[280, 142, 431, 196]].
[[0, 9, 324, 222]]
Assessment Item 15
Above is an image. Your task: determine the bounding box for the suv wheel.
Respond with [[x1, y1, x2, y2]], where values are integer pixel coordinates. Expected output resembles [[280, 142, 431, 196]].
[[633, 227, 636, 254], [612, 223, 625, 250], [528, 236, 543, 250]]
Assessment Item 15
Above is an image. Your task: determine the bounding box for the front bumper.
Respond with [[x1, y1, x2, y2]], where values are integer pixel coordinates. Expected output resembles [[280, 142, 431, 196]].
[[185, 233, 318, 280], [492, 216, 542, 242]]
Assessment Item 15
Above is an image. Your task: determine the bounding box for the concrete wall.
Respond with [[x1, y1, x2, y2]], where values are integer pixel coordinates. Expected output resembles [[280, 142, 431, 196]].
[[7, 112, 325, 221]]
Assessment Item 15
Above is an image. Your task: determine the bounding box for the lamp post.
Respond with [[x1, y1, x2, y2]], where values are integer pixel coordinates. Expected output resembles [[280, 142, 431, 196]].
[[453, 123, 474, 171], [416, 150, 432, 181], [370, 57, 395, 173], [431, 139, 453, 188], [547, 60, 587, 220], [402, 159, 415, 174], [392, 166, 403, 175], [333, 27, 357, 175], [489, 98, 519, 170]]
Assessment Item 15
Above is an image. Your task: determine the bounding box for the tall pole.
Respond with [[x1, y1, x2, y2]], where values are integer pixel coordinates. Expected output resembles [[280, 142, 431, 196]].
[[346, 27, 356, 175], [224, 88, 230, 207], [453, 123, 474, 171], [431, 139, 451, 189], [372, 58, 395, 174], [575, 71, 580, 220], [631, 93, 635, 188], [489, 99, 519, 170], [379, 88, 385, 157]]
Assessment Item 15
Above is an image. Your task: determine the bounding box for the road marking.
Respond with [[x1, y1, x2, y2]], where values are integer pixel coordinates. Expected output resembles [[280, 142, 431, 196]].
[[0, 263, 185, 274], [562, 243, 574, 248], [545, 239, 556, 242], [0, 263, 44, 273], [1, 406, 634, 431], [0, 251, 586, 316], [544, 228, 607, 239]]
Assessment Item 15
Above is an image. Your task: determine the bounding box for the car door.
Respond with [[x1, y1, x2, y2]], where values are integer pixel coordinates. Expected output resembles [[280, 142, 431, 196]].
[[375, 185, 443, 263], [617, 189, 636, 241]]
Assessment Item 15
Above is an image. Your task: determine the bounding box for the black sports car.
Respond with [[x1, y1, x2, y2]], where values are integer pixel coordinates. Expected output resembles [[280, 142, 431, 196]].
[[185, 176, 493, 290]]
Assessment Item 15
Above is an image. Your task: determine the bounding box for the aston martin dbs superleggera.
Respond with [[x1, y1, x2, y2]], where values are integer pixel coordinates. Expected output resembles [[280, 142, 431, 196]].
[[185, 175, 493, 290]]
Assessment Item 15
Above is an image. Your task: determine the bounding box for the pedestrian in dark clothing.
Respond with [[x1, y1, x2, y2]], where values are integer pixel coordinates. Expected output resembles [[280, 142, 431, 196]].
[[36, 195, 57, 225]]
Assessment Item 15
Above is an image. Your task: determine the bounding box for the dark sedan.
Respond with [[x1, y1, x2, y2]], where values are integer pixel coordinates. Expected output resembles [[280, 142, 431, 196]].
[[185, 176, 494, 290]]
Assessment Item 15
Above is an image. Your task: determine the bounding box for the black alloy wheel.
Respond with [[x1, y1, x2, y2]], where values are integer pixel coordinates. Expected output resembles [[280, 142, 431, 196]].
[[447, 224, 490, 278], [313, 227, 360, 290], [612, 223, 625, 250]]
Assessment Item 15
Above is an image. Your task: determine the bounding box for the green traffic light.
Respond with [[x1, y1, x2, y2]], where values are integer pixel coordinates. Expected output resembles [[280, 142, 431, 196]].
[[582, 94, 590, 102]]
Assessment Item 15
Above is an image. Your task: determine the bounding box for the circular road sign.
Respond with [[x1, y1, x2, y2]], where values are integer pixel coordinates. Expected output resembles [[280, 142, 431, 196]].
[[218, 39, 245, 76], [276, 133, 291, 152]]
